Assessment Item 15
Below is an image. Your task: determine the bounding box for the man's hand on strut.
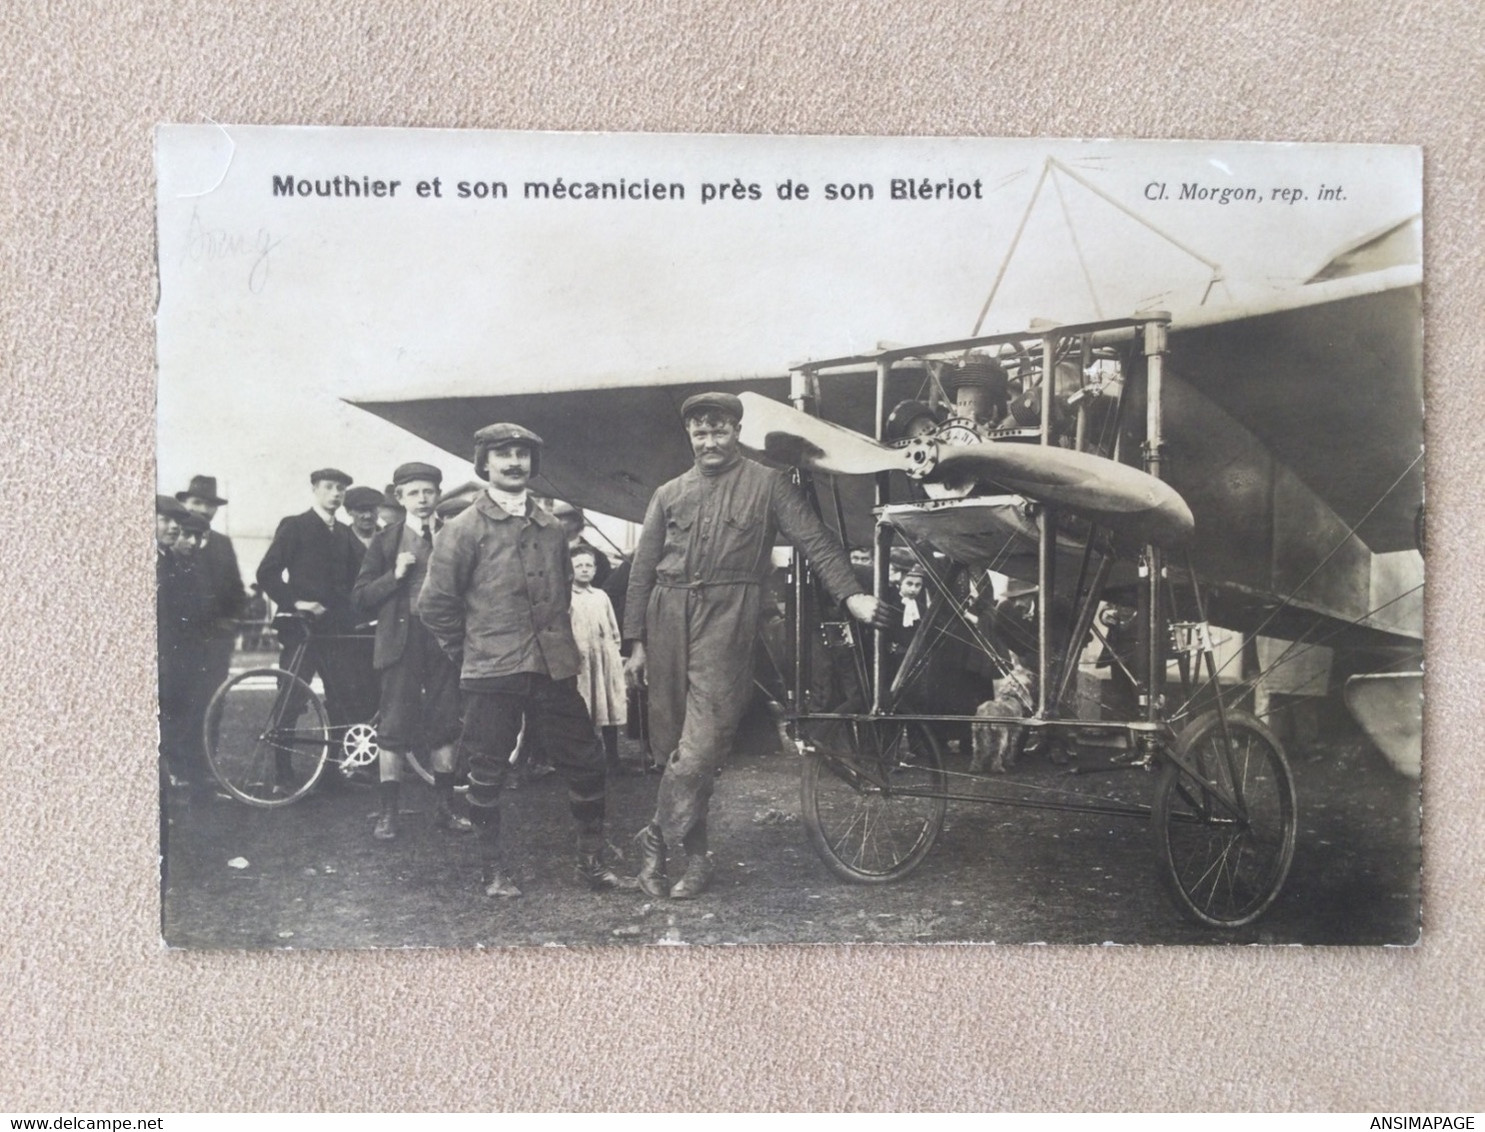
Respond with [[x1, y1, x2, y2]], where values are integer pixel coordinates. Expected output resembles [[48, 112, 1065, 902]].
[[293, 600, 327, 618], [845, 593, 892, 629], [394, 551, 418, 580], [624, 643, 647, 690]]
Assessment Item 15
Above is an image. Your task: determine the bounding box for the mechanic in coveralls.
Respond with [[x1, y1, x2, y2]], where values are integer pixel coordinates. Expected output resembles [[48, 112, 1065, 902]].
[[624, 392, 888, 899]]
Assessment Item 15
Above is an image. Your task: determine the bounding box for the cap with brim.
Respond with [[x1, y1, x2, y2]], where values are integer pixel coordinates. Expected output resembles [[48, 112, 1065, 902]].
[[381, 486, 405, 510], [392, 461, 443, 488], [472, 423, 544, 481], [176, 511, 210, 534], [175, 474, 228, 506], [344, 486, 384, 511], [680, 391, 744, 423], [310, 468, 353, 487], [435, 481, 483, 518], [888, 545, 917, 570], [155, 494, 190, 520]]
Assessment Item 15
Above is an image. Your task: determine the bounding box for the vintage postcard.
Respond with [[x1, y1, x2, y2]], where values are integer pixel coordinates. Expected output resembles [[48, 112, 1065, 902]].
[[155, 128, 1422, 947]]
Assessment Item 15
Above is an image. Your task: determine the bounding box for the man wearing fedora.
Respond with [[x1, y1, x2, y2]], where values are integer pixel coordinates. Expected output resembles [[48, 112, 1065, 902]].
[[419, 423, 634, 897], [176, 475, 247, 729], [353, 461, 472, 841], [256, 468, 367, 737], [623, 392, 888, 900]]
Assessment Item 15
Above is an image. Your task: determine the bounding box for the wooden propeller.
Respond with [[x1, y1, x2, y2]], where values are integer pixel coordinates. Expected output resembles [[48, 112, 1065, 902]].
[[736, 391, 1194, 549]]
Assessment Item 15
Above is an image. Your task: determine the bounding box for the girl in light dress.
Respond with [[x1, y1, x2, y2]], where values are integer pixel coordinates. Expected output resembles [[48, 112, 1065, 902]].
[[569, 545, 627, 766]]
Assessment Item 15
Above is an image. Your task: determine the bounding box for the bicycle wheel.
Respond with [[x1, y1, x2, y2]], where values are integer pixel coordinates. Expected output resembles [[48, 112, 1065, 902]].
[[203, 667, 329, 806], [800, 718, 947, 883], [1153, 709, 1296, 927]]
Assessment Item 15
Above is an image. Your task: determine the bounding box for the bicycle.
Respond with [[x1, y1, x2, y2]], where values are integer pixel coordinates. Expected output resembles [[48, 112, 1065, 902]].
[[203, 611, 433, 807]]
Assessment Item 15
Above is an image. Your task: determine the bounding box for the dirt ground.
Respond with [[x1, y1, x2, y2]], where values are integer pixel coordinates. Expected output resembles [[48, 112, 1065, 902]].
[[161, 707, 1421, 950]]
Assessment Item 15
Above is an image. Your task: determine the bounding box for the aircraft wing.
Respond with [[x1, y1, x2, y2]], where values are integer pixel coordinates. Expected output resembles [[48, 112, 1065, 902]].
[[1165, 263, 1422, 554], [350, 259, 1421, 645], [355, 375, 790, 524]]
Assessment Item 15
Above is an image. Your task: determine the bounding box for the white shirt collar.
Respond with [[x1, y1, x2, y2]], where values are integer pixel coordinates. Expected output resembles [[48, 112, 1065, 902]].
[[312, 505, 338, 528], [486, 486, 529, 517]]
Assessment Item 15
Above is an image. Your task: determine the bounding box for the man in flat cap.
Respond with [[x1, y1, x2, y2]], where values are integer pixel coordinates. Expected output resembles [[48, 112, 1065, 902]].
[[176, 475, 247, 757], [624, 391, 887, 899], [256, 469, 368, 747], [419, 423, 634, 896], [353, 461, 472, 841], [377, 486, 405, 531], [344, 486, 385, 552]]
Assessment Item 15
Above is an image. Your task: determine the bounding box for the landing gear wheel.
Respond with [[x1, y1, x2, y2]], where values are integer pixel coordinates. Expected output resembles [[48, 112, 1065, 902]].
[[801, 719, 947, 883], [203, 668, 329, 807], [1154, 710, 1296, 927]]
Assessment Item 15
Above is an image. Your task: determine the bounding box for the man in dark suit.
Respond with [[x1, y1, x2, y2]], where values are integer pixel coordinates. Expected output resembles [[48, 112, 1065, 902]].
[[161, 507, 214, 788], [156, 495, 192, 787], [176, 475, 247, 751], [341, 485, 384, 724], [256, 469, 366, 736], [352, 462, 471, 841]]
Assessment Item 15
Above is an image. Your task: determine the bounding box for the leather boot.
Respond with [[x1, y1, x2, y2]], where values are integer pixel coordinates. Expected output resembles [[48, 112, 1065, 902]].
[[669, 853, 714, 900], [432, 773, 474, 832], [634, 822, 669, 897], [576, 852, 639, 892], [372, 781, 398, 841]]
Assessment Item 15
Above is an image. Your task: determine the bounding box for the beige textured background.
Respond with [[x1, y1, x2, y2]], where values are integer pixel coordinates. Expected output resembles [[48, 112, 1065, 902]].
[[3, 0, 1481, 1112]]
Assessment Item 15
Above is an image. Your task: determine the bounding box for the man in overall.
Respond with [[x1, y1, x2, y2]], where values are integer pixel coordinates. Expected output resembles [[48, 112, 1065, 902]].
[[624, 392, 887, 899], [418, 424, 634, 897], [352, 461, 472, 841]]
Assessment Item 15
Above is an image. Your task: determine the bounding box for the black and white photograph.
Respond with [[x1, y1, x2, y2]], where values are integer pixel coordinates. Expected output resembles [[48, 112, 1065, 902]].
[[154, 127, 1423, 948]]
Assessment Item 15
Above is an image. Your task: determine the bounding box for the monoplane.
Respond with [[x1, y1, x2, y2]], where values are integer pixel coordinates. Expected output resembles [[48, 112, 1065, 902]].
[[354, 181, 1423, 928]]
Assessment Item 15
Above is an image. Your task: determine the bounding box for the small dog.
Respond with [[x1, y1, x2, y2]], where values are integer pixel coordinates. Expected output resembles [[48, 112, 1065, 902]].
[[970, 661, 1036, 774]]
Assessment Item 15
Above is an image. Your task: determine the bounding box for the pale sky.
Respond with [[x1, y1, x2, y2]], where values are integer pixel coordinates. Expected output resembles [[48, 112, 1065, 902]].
[[155, 127, 1419, 574]]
